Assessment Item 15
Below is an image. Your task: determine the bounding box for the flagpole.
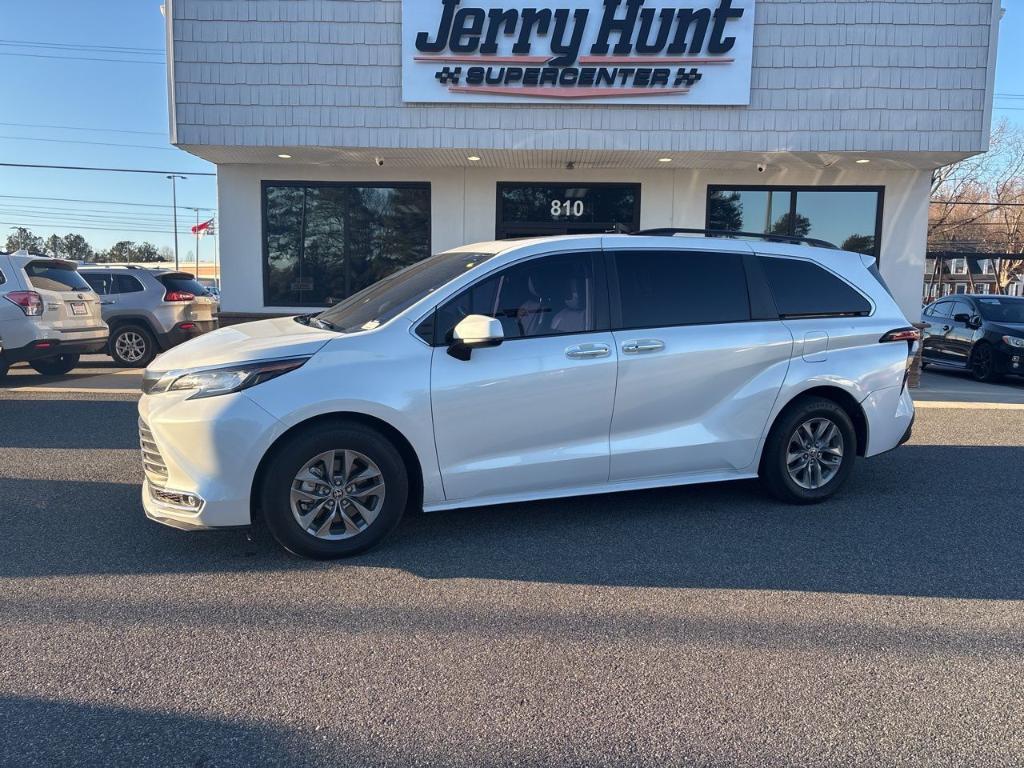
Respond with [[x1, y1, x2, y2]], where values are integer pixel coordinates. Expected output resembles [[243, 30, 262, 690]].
[[194, 208, 200, 276]]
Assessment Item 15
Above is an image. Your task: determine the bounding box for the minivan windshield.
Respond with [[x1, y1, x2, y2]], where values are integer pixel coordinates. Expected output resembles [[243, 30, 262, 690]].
[[314, 251, 496, 333], [976, 297, 1024, 324]]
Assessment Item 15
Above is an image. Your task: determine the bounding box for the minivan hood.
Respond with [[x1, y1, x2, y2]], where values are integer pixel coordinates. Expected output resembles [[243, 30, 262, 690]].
[[148, 316, 335, 373]]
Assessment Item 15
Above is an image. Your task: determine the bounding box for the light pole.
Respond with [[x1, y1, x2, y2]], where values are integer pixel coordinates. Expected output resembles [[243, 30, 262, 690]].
[[166, 174, 186, 269], [193, 208, 201, 276]]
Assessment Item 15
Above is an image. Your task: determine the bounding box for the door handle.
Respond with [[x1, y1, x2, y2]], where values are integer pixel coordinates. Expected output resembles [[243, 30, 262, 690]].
[[565, 343, 610, 360], [622, 339, 665, 355], [100, 300, 115, 306]]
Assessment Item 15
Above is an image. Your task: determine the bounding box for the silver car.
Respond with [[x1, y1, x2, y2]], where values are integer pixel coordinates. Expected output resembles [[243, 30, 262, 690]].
[[79, 266, 219, 367], [0, 251, 107, 379]]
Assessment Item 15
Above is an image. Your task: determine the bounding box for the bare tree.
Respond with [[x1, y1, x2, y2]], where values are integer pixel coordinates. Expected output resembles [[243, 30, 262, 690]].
[[930, 121, 1024, 294]]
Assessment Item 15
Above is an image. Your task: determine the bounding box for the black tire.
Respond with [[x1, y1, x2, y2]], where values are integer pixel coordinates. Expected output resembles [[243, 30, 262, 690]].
[[110, 324, 156, 367], [969, 342, 1001, 383], [760, 396, 857, 505], [260, 422, 408, 559], [29, 354, 80, 376]]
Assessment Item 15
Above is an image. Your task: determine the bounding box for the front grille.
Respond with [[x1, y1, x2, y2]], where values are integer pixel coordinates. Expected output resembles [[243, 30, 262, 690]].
[[139, 418, 169, 485]]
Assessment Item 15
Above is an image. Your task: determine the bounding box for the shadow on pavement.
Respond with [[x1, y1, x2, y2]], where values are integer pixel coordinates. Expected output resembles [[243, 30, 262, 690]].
[[1, 444, 1022, 601], [0, 696, 331, 768], [0, 398, 139, 449]]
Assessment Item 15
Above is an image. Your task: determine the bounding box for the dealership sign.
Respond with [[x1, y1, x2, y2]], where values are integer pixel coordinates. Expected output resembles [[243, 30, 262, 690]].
[[402, 0, 754, 104]]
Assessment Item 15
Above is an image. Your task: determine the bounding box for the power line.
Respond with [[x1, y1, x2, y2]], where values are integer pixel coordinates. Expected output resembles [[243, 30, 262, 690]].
[[0, 193, 214, 211], [0, 52, 164, 65], [931, 200, 1024, 207], [0, 162, 215, 176], [0, 134, 180, 152], [0, 121, 166, 137], [0, 39, 163, 54]]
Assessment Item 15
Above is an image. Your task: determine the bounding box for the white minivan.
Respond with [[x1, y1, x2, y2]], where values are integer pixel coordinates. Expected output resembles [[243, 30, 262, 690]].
[[139, 233, 918, 558]]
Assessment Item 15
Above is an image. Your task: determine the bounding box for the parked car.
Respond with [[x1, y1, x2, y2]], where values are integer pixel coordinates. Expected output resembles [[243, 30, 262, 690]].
[[0, 251, 107, 380], [78, 266, 219, 367], [921, 294, 1024, 381], [138, 232, 918, 559]]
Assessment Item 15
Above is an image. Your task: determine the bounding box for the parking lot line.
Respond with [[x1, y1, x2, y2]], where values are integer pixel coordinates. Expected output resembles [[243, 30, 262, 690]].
[[914, 400, 1024, 410]]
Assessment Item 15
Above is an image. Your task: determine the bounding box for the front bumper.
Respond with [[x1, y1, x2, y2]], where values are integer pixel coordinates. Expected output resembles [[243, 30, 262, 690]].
[[139, 389, 286, 530], [156, 320, 219, 352]]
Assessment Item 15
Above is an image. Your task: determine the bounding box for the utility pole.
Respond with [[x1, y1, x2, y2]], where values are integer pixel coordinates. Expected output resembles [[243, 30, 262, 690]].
[[166, 174, 186, 270]]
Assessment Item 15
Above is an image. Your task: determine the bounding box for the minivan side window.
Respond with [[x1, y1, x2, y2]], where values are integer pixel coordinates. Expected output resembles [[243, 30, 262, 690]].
[[613, 250, 750, 329], [759, 256, 871, 318], [430, 252, 599, 346]]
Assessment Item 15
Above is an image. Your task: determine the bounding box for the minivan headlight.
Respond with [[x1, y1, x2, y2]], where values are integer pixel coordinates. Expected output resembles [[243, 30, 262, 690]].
[[144, 357, 310, 399], [1002, 336, 1024, 349]]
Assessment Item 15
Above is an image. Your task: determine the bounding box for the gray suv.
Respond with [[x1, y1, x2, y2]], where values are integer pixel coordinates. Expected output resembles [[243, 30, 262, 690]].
[[79, 266, 218, 367]]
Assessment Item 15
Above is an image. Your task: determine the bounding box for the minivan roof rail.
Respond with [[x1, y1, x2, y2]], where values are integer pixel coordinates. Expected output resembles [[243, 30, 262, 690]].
[[630, 228, 839, 250]]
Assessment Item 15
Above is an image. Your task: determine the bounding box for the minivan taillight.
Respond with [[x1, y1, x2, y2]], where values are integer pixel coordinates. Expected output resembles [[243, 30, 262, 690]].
[[164, 291, 195, 302], [879, 328, 922, 344], [4, 290, 43, 316]]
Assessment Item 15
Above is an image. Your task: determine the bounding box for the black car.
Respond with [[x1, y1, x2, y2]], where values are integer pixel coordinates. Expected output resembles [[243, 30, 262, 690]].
[[921, 295, 1024, 382]]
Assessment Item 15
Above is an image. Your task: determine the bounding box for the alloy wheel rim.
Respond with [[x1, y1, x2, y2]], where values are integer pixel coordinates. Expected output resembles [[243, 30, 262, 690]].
[[974, 347, 992, 377], [116, 332, 146, 362], [786, 418, 844, 490], [289, 449, 386, 540]]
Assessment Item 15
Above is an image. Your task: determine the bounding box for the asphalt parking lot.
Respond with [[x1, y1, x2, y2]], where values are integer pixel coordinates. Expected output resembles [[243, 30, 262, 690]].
[[1, 370, 1023, 766]]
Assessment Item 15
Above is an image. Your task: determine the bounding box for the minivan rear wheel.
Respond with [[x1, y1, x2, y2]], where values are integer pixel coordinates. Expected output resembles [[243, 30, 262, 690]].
[[30, 354, 80, 376], [761, 397, 857, 504], [260, 422, 408, 559]]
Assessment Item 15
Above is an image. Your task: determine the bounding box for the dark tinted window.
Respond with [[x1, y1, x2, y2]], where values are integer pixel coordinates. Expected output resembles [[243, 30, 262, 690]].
[[976, 297, 1024, 323], [82, 273, 111, 295], [760, 257, 871, 317], [614, 250, 750, 329], [950, 300, 975, 320], [0, 268, 5, 286], [708, 187, 882, 258], [263, 182, 431, 307], [24, 262, 92, 292], [497, 183, 640, 238], [927, 301, 953, 318], [435, 252, 597, 344], [112, 275, 145, 294], [159, 274, 206, 295]]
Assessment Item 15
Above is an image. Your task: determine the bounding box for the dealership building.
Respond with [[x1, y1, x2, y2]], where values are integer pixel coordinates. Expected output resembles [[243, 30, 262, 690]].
[[165, 0, 1002, 320]]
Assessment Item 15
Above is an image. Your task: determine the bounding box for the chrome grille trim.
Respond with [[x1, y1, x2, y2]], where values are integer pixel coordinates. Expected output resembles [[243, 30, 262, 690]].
[[138, 418, 169, 485]]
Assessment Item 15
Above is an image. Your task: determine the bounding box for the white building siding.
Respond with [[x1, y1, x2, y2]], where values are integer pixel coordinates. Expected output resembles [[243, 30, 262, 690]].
[[169, 0, 998, 155]]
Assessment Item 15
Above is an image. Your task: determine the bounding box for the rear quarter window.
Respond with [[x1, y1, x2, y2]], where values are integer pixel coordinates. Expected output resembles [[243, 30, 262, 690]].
[[759, 256, 871, 318], [24, 262, 92, 292], [158, 274, 206, 295]]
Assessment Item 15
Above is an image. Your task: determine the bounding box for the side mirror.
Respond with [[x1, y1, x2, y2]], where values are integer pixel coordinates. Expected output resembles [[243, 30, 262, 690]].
[[447, 314, 504, 361], [952, 312, 972, 324]]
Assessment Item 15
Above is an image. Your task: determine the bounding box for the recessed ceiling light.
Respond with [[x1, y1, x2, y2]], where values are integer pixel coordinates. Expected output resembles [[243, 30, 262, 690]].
[[467, 155, 481, 162], [856, 158, 871, 164], [277, 153, 292, 159], [658, 157, 673, 163]]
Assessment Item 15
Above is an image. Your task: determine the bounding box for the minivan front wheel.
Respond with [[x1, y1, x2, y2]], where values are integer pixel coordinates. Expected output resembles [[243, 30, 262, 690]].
[[761, 397, 856, 504], [261, 422, 408, 559]]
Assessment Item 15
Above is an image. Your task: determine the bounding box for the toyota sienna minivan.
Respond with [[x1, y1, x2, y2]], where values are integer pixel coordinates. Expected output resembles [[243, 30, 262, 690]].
[[139, 233, 918, 559]]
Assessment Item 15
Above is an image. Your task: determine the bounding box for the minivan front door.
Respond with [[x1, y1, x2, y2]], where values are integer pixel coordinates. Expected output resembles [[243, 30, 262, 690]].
[[429, 251, 618, 502], [607, 248, 793, 481]]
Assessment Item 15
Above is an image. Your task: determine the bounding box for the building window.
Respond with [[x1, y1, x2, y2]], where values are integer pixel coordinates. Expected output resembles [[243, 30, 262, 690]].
[[262, 182, 431, 308], [955, 283, 968, 294], [950, 258, 967, 276], [980, 259, 995, 275], [706, 186, 883, 259], [978, 283, 991, 294], [496, 183, 640, 239]]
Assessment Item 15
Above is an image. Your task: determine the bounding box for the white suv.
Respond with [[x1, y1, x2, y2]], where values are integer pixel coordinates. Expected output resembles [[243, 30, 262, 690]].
[[0, 251, 107, 379], [139, 233, 918, 559]]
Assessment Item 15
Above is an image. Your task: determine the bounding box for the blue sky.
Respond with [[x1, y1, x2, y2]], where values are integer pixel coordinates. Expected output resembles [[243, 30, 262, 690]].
[[0, 0, 1021, 258]]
